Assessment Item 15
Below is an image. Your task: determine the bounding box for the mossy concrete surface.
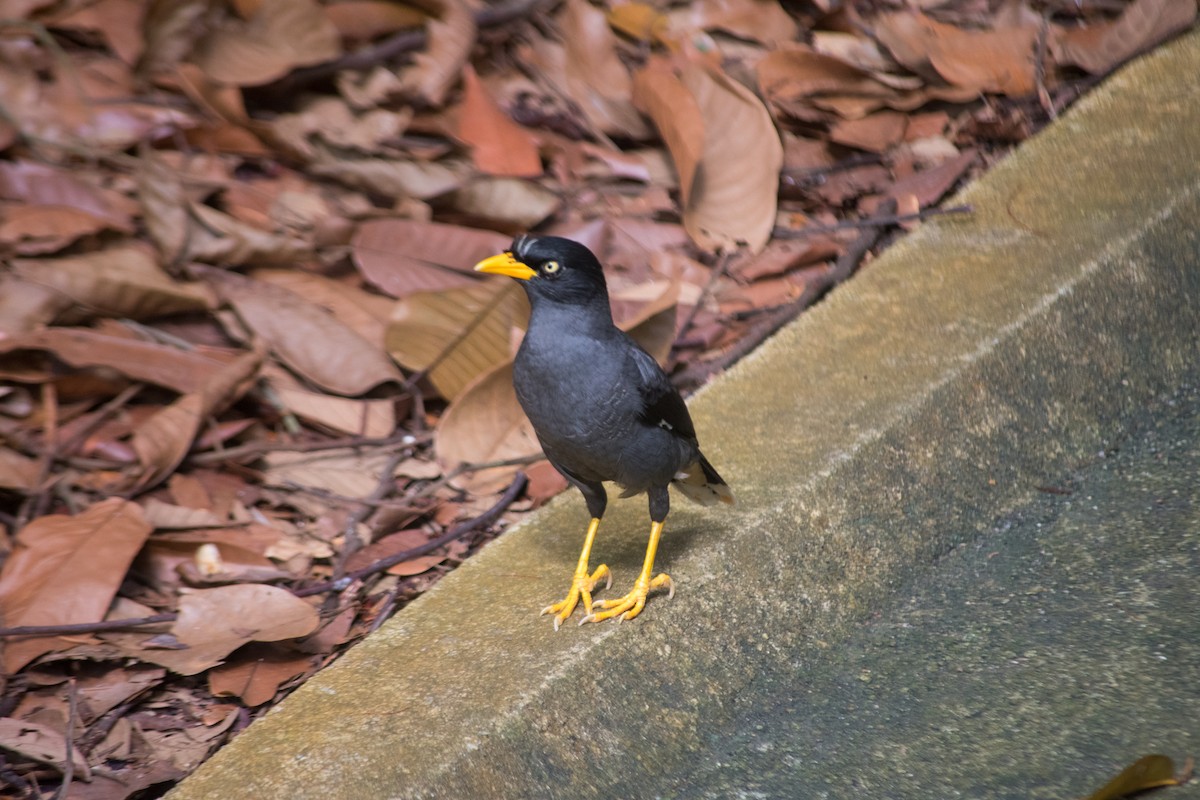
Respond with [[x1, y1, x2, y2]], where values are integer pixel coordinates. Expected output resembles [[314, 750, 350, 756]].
[[170, 30, 1200, 800]]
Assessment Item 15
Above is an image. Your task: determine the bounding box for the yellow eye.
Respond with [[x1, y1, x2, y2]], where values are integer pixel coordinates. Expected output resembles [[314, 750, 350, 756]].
[[542, 260, 561, 274]]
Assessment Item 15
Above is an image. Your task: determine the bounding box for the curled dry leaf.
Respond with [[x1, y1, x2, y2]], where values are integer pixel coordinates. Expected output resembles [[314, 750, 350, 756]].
[[310, 149, 468, 200], [9, 245, 212, 324], [633, 57, 705, 201], [435, 361, 541, 493], [272, 385, 397, 438], [873, 11, 1038, 97], [208, 643, 314, 706], [525, 0, 652, 139], [137, 152, 311, 267], [202, 267, 403, 396], [0, 718, 91, 776], [1051, 0, 1197, 76], [670, 0, 798, 48], [131, 348, 264, 490], [262, 448, 404, 499], [0, 204, 119, 256], [1085, 754, 1179, 800], [386, 280, 522, 401], [458, 65, 542, 178], [197, 0, 342, 86], [399, 0, 476, 106], [353, 219, 509, 298], [451, 177, 561, 229], [640, 58, 783, 254], [152, 585, 320, 675], [0, 498, 152, 673], [324, 1, 427, 41], [0, 159, 138, 232]]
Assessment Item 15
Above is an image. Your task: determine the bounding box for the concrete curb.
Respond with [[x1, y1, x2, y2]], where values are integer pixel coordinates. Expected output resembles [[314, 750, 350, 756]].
[[169, 30, 1200, 800]]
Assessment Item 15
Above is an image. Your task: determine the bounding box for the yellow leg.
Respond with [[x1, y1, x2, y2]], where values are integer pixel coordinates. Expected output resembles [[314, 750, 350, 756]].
[[541, 517, 611, 630], [582, 520, 673, 624]]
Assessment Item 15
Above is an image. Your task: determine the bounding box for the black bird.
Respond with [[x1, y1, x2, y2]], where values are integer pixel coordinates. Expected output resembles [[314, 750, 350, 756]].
[[475, 235, 733, 628]]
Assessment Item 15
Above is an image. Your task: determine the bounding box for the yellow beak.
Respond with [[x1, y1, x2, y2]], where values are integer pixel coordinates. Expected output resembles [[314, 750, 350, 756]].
[[474, 252, 537, 280]]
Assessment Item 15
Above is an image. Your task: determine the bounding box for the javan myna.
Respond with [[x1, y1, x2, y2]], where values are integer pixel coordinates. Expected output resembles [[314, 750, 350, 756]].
[[475, 235, 733, 628]]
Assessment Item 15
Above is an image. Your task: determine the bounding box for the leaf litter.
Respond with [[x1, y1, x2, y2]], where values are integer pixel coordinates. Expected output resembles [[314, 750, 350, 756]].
[[0, 0, 1193, 795]]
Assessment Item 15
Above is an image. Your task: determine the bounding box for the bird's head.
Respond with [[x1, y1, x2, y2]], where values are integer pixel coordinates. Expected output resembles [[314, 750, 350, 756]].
[[474, 235, 608, 306]]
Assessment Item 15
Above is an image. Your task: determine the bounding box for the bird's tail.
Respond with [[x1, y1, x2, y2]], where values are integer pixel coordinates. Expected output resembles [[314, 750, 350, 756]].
[[672, 454, 734, 506]]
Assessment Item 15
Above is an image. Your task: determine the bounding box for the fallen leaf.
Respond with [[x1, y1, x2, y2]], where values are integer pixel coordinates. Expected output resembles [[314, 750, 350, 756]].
[[262, 448, 402, 498], [633, 56, 706, 202], [0, 498, 152, 673], [451, 177, 561, 228], [131, 348, 264, 490], [0, 447, 40, 491], [147, 585, 320, 675], [1051, 0, 1197, 75], [435, 361, 541, 493], [208, 643, 313, 706], [0, 718, 90, 776], [353, 219, 508, 298], [525, 0, 652, 139], [385, 279, 522, 401], [678, 60, 783, 254], [458, 65, 542, 178], [345, 529, 447, 576], [829, 110, 909, 153], [273, 385, 396, 438], [203, 268, 403, 396], [0, 329, 233, 394], [197, 0, 342, 86], [399, 0, 475, 106], [671, 0, 798, 47], [324, 0, 427, 40]]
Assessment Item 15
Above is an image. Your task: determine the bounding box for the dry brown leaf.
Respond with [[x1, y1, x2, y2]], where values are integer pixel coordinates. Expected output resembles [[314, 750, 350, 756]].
[[131, 348, 264, 490], [197, 0, 342, 86], [0, 160, 138, 232], [1051, 0, 1197, 75], [353, 219, 508, 298], [270, 95, 412, 159], [0, 204, 117, 255], [272, 385, 396, 438], [309, 147, 468, 200], [679, 61, 782, 254], [324, 0, 426, 40], [262, 448, 402, 498], [435, 361, 541, 493], [607, 2, 671, 44], [458, 65, 542, 178], [250, 268, 395, 349], [0, 447, 40, 490], [451, 177, 561, 228], [0, 718, 90, 776], [873, 11, 1038, 97], [203, 268, 402, 396], [148, 585, 319, 675], [633, 57, 706, 202], [385, 280, 522, 401], [137, 152, 311, 267], [345, 529, 447, 576], [0, 329, 232, 394], [829, 110, 908, 153], [208, 643, 313, 706], [0, 498, 152, 673], [399, 0, 475, 106], [671, 0, 798, 47], [525, 0, 652, 139], [9, 245, 212, 324], [140, 499, 225, 530]]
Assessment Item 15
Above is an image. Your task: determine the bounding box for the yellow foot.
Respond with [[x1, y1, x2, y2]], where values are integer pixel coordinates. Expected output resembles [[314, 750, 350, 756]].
[[581, 573, 673, 624], [541, 564, 612, 630]]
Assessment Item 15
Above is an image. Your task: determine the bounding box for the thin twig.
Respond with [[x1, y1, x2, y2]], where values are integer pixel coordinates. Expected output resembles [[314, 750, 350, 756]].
[[186, 430, 427, 466], [676, 199, 899, 390], [294, 472, 528, 597], [55, 678, 78, 800], [0, 614, 176, 639], [773, 204, 972, 239]]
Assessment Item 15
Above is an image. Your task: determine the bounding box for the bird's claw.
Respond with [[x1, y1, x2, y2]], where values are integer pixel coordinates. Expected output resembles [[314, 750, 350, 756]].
[[540, 564, 612, 630], [580, 572, 673, 624]]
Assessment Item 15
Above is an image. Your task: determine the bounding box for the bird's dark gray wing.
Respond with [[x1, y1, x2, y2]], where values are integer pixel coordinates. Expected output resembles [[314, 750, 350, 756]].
[[625, 341, 697, 443]]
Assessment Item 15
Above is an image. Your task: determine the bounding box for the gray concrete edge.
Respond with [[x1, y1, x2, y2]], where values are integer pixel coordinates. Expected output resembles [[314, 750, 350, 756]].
[[169, 30, 1200, 800]]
